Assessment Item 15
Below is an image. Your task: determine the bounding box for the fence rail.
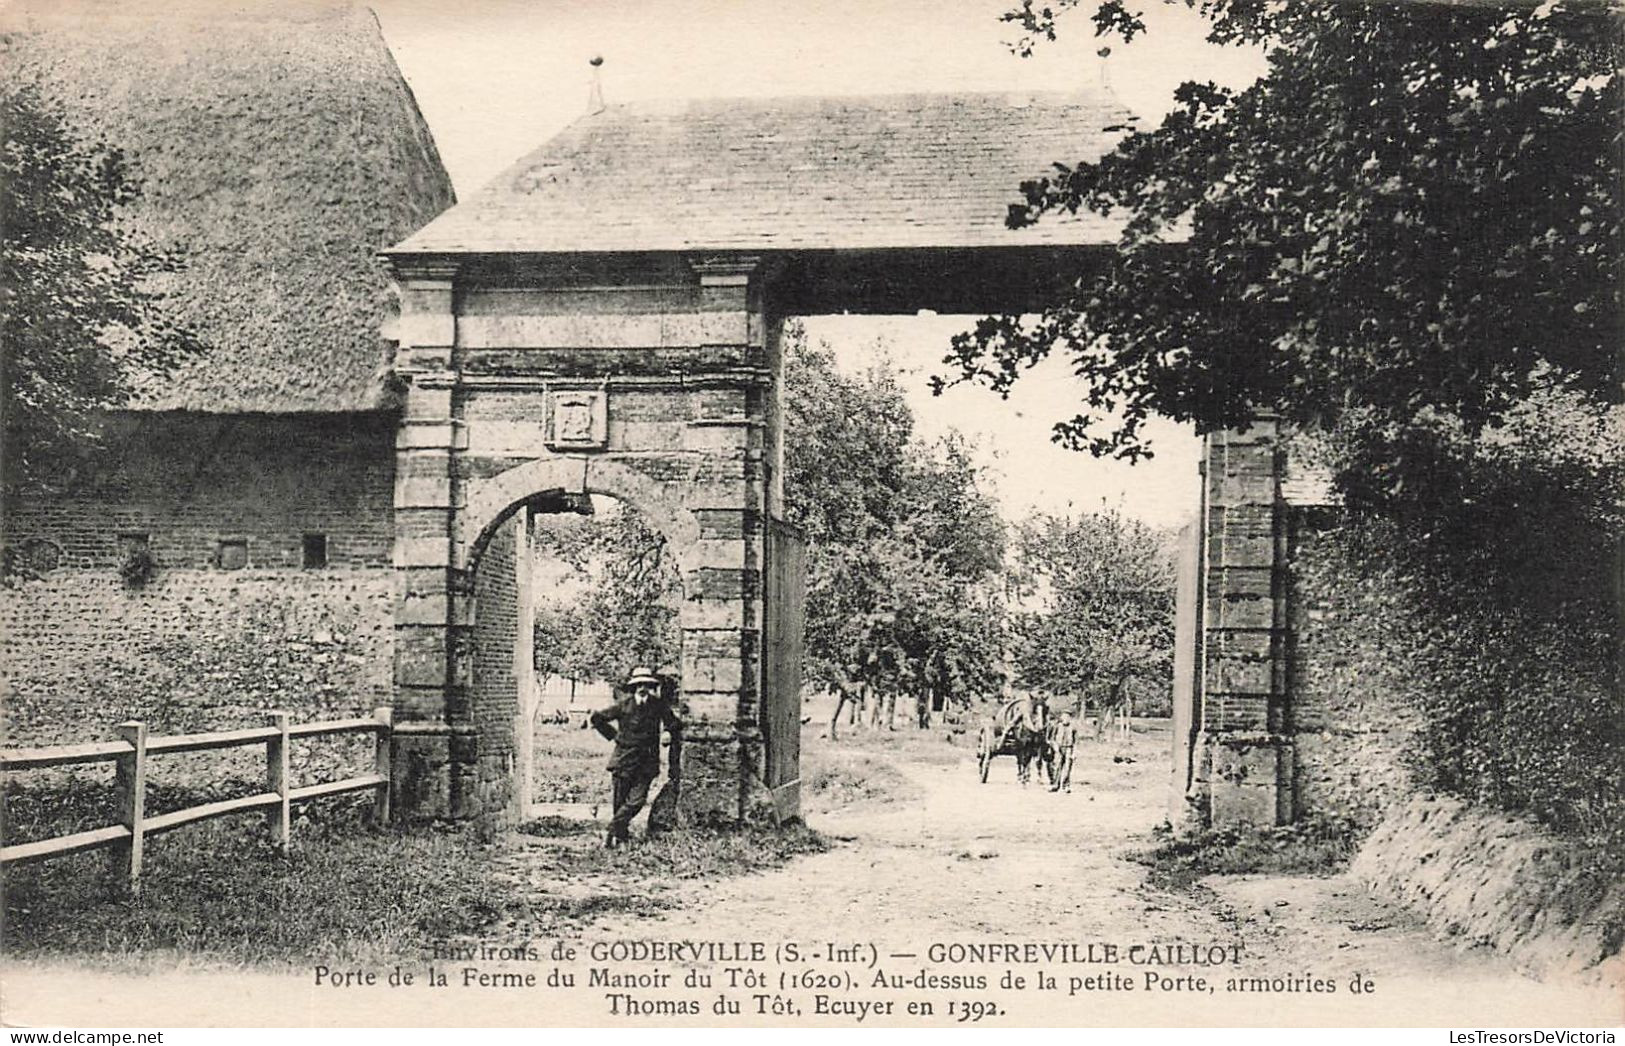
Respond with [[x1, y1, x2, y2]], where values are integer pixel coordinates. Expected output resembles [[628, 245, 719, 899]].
[[0, 707, 392, 895]]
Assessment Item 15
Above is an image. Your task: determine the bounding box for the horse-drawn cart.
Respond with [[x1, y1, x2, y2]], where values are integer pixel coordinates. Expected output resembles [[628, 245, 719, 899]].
[[974, 697, 1050, 784]]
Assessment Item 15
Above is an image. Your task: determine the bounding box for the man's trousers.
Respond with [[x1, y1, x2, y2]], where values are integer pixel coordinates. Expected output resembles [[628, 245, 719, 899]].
[[1050, 749, 1074, 792], [609, 767, 657, 841]]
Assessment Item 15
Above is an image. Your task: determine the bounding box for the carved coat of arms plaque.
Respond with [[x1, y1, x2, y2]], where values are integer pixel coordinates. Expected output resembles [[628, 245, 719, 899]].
[[546, 389, 608, 450]]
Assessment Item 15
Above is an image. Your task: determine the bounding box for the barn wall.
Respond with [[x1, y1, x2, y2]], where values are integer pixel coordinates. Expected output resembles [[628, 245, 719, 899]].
[[1, 412, 397, 782]]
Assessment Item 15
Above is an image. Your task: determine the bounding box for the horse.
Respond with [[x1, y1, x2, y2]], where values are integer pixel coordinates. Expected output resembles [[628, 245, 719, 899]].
[[1003, 696, 1054, 786], [1012, 724, 1051, 785]]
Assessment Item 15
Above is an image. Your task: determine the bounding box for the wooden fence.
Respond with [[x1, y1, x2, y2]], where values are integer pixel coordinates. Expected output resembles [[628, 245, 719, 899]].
[[0, 708, 392, 896]]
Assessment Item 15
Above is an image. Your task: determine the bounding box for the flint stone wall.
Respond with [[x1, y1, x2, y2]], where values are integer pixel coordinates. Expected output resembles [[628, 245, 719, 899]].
[[1283, 510, 1422, 828]]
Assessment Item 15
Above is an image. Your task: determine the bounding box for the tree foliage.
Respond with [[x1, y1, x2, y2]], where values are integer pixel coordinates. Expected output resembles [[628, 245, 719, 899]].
[[944, 0, 1620, 512], [1303, 509, 1624, 865], [1007, 508, 1174, 714], [530, 502, 681, 685], [783, 327, 1007, 709], [953, 0, 1621, 839], [1, 83, 200, 491]]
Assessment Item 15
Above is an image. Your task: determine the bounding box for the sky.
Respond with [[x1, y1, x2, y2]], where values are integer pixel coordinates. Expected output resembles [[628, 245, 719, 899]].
[[370, 0, 1266, 530]]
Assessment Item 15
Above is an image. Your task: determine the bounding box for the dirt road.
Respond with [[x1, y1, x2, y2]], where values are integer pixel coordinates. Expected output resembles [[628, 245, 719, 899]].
[[569, 725, 1621, 1027]]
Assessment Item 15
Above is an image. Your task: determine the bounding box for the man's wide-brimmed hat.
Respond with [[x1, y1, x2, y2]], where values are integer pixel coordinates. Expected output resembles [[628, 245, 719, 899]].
[[624, 667, 662, 688]]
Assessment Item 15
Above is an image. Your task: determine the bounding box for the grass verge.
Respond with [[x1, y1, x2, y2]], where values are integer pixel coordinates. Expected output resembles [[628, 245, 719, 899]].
[[522, 820, 829, 879], [3, 799, 504, 967], [812, 719, 967, 766], [1135, 816, 1360, 891], [795, 715, 967, 812], [529, 722, 610, 805], [801, 750, 922, 810], [5, 783, 828, 968]]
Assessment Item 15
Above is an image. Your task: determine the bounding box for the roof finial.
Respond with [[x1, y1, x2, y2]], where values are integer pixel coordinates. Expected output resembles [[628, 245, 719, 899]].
[[587, 55, 606, 115]]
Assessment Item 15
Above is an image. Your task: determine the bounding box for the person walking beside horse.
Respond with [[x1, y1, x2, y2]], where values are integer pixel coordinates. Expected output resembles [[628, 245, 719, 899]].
[[1048, 710, 1078, 793]]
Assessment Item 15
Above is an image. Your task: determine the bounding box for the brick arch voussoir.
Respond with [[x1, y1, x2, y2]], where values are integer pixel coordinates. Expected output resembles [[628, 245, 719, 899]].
[[459, 456, 701, 585]]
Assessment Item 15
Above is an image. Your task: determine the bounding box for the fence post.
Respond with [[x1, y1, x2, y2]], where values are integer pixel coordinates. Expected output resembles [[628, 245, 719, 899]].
[[111, 721, 147, 898], [266, 711, 291, 853], [372, 706, 393, 826]]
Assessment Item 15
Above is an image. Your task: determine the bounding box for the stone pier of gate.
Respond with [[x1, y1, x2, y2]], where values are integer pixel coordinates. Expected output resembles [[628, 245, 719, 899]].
[[1181, 422, 1292, 825], [384, 254, 788, 828]]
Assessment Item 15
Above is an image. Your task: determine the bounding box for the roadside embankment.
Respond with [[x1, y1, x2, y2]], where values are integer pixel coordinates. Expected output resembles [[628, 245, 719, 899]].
[[1350, 795, 1625, 982]]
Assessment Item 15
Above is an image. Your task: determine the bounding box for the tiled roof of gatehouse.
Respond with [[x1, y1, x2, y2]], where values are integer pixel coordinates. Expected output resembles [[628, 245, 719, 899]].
[[390, 90, 1137, 256]]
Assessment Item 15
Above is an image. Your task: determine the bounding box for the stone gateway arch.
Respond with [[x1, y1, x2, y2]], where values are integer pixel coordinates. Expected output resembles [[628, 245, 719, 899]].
[[383, 251, 797, 825], [380, 92, 1300, 829]]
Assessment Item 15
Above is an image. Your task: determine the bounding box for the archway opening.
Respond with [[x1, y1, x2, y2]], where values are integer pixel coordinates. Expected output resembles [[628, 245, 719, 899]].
[[467, 493, 684, 828]]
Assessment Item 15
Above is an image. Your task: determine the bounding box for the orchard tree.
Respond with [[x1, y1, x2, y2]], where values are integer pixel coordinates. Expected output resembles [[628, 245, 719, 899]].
[[1, 83, 199, 492], [530, 502, 681, 685], [530, 601, 584, 682], [782, 331, 913, 701], [898, 432, 1005, 582], [783, 326, 1007, 730], [894, 434, 1008, 721], [1008, 508, 1174, 724]]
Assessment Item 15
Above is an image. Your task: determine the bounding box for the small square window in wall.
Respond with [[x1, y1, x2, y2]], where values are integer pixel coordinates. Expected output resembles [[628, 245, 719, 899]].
[[216, 538, 248, 570], [302, 533, 328, 569], [117, 533, 149, 556]]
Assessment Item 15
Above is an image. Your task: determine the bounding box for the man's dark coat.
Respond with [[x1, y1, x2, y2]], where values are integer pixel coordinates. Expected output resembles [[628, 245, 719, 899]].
[[590, 692, 683, 776]]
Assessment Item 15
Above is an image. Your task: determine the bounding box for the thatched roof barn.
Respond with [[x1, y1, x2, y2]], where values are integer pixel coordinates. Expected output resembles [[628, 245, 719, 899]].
[[1, 0, 455, 413]]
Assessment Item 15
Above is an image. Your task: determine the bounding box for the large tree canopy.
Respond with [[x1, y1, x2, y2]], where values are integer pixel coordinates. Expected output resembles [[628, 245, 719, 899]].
[[784, 327, 1007, 709], [1007, 508, 1174, 714], [945, 0, 1621, 514], [955, 0, 1622, 849], [1, 84, 199, 492]]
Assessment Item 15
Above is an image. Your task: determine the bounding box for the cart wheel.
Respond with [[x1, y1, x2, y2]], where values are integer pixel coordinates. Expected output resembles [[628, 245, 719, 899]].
[[977, 728, 992, 783]]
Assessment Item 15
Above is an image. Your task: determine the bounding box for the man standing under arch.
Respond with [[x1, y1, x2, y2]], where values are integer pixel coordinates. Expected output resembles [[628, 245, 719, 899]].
[[591, 667, 683, 847]]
